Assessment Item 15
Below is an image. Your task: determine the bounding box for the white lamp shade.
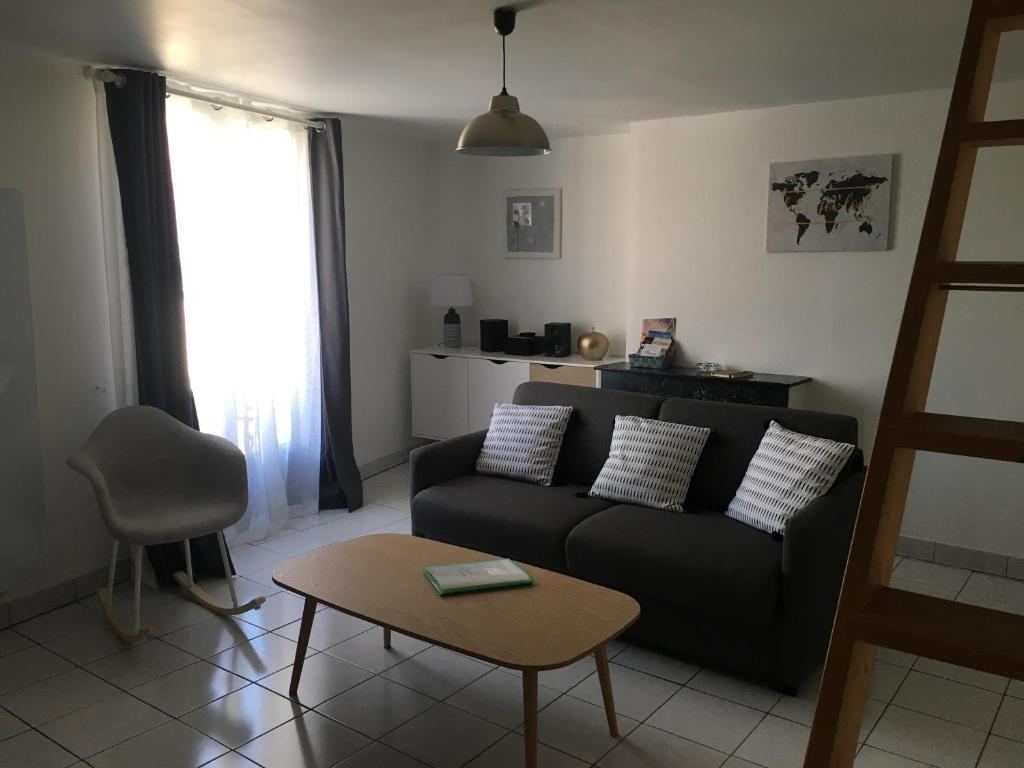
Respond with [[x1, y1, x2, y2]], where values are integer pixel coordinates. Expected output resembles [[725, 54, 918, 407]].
[[431, 274, 473, 307]]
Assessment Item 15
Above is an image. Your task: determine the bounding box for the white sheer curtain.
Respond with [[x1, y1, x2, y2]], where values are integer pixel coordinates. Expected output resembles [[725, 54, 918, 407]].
[[166, 96, 321, 544]]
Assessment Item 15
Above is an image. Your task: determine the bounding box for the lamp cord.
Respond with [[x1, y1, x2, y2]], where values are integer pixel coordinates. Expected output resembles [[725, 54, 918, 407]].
[[501, 34, 507, 94]]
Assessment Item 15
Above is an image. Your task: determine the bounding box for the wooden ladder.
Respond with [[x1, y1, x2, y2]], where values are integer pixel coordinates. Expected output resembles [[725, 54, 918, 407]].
[[804, 1, 1024, 765]]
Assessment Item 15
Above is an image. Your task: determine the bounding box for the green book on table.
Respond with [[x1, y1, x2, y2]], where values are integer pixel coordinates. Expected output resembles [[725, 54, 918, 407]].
[[423, 558, 533, 596]]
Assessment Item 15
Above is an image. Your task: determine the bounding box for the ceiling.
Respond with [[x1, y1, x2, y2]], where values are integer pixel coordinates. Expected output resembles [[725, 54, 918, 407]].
[[1, 0, 1020, 140]]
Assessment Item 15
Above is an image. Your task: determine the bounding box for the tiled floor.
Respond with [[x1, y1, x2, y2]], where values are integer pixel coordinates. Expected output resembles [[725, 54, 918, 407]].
[[2, 463, 1024, 767]]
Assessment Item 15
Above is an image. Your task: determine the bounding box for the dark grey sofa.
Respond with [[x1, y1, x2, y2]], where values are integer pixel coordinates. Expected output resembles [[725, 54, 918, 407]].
[[410, 382, 864, 692]]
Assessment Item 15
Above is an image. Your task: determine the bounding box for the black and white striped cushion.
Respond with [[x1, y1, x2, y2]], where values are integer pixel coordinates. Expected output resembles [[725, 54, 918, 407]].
[[589, 416, 711, 511], [475, 403, 573, 486], [726, 420, 854, 535]]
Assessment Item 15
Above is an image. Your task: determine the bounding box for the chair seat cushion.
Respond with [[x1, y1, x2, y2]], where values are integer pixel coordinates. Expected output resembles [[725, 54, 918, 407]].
[[565, 504, 783, 626], [411, 475, 614, 572]]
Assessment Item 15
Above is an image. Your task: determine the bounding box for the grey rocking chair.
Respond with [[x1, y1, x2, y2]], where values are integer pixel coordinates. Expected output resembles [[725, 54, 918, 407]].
[[69, 405, 264, 643]]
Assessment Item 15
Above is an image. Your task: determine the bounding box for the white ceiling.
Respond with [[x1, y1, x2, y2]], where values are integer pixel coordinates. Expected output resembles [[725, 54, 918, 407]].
[[2, 0, 1019, 140]]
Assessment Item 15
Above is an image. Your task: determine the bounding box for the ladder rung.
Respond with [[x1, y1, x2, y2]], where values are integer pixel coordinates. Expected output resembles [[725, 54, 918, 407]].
[[931, 261, 1024, 287], [851, 586, 1024, 680], [887, 412, 1024, 461], [960, 119, 1024, 147]]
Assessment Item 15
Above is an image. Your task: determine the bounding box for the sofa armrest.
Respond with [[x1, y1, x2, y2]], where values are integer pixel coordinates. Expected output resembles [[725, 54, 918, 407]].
[[410, 430, 487, 497], [782, 468, 864, 575]]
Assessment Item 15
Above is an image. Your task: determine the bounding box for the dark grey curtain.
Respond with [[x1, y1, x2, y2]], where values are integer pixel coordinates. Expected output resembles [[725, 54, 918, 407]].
[[309, 119, 363, 511], [104, 70, 230, 584]]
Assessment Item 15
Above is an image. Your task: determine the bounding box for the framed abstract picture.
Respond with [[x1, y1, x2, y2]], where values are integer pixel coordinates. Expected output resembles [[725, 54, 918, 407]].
[[505, 188, 561, 259], [766, 154, 894, 252]]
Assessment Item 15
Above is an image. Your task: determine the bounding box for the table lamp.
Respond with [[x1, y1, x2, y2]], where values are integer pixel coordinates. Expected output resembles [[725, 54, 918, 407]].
[[430, 274, 473, 348]]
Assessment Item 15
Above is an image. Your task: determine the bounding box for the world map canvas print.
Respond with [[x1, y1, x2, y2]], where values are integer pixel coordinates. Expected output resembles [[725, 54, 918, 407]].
[[766, 154, 893, 252]]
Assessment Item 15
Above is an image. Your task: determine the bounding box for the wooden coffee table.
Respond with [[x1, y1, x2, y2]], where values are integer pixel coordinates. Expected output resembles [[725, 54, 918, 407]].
[[273, 533, 640, 767]]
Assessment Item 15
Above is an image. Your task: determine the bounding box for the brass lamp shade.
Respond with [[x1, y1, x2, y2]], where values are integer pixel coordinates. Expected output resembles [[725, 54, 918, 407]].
[[456, 92, 551, 156]]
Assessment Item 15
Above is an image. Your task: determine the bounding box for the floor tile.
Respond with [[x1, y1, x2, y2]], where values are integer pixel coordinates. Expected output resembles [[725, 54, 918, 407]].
[[0, 669, 118, 727], [961, 573, 1024, 606], [527, 695, 639, 764], [868, 661, 909, 703], [237, 592, 308, 632], [687, 668, 781, 712], [196, 752, 260, 768], [770, 691, 885, 742], [363, 484, 407, 506], [518, 655, 603, 694], [207, 633, 309, 681], [735, 714, 809, 768], [274, 610, 374, 651], [854, 746, 934, 767], [381, 646, 492, 699], [569, 664, 679, 721], [611, 645, 699, 685], [891, 560, 970, 593], [0, 707, 28, 740], [161, 615, 265, 658], [646, 687, 762, 754], [467, 732, 586, 767], [85, 639, 195, 689], [0, 729, 78, 768], [146, 598, 214, 637], [912, 657, 1009, 694], [43, 624, 135, 666], [978, 734, 1024, 768], [598, 723, 726, 767], [954, 592, 1024, 614], [1008, 679, 1024, 699], [131, 661, 249, 717], [316, 676, 435, 739], [226, 545, 289, 576], [448, 669, 558, 728], [889, 578, 959, 600], [876, 647, 917, 669], [325, 629, 430, 673], [0, 646, 75, 696], [238, 710, 369, 767], [258, 652, 371, 707], [366, 465, 410, 490], [39, 692, 168, 758], [181, 684, 303, 749], [0, 629, 33, 657], [382, 703, 506, 768], [892, 671, 1002, 730], [196, 576, 280, 606], [338, 741, 429, 766], [992, 694, 1024, 742], [722, 759, 761, 768], [14, 603, 103, 644], [866, 706, 987, 768], [87, 719, 227, 768]]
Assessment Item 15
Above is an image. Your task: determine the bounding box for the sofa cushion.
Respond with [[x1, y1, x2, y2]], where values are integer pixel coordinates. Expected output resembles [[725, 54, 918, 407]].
[[657, 398, 858, 512], [565, 504, 783, 626], [412, 474, 614, 572], [475, 403, 573, 486], [513, 382, 664, 486]]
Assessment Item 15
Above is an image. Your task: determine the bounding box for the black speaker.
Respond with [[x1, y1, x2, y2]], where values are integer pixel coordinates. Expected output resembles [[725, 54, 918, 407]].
[[480, 319, 508, 353], [544, 322, 572, 357], [504, 332, 544, 356]]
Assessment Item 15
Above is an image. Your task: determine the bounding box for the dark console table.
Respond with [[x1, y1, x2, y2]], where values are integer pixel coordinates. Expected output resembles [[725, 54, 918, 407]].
[[597, 362, 811, 407]]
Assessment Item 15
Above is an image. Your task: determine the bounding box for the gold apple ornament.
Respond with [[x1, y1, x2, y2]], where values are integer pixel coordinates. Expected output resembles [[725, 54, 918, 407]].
[[577, 328, 609, 361]]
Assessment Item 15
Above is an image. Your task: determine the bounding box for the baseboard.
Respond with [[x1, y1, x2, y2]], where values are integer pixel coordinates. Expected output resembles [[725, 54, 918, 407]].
[[897, 535, 1024, 579], [359, 439, 430, 480], [1, 557, 132, 627]]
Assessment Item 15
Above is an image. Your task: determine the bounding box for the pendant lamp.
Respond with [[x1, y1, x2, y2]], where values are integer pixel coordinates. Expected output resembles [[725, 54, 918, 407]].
[[456, 6, 551, 156]]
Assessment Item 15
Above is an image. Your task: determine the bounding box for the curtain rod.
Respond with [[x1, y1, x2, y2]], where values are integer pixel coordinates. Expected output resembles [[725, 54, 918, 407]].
[[89, 67, 326, 132]]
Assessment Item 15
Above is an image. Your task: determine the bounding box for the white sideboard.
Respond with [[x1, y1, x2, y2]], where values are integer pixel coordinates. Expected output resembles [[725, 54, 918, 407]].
[[411, 346, 624, 439]]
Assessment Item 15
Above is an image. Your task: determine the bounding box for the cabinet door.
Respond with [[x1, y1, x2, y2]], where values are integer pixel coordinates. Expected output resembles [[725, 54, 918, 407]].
[[411, 353, 469, 439], [467, 358, 531, 432]]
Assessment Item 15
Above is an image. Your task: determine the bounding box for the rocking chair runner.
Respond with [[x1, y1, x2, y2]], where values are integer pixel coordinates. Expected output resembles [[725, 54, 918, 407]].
[[69, 405, 265, 643]]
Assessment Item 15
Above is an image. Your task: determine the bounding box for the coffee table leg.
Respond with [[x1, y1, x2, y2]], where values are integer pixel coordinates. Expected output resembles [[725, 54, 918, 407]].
[[594, 644, 619, 737], [382, 626, 392, 649], [523, 669, 539, 768], [288, 596, 317, 698]]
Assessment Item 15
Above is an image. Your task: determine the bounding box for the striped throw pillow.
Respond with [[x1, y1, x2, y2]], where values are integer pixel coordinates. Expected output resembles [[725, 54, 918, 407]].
[[726, 420, 854, 535], [475, 403, 573, 486], [589, 416, 711, 511]]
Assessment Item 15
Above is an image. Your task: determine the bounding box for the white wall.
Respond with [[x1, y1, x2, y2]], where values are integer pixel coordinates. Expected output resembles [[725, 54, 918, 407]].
[[0, 46, 117, 598], [343, 118, 437, 468], [430, 133, 633, 353], [431, 86, 1024, 557]]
